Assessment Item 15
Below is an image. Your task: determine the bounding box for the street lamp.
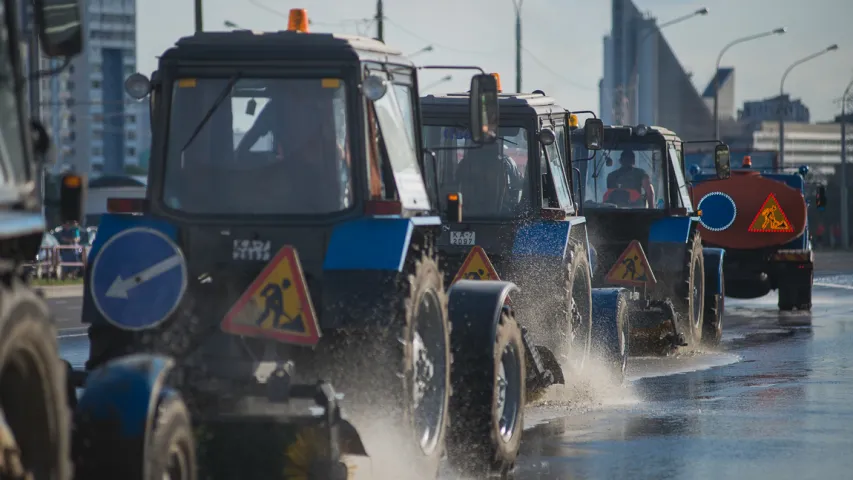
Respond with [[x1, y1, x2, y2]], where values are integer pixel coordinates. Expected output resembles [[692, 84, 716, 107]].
[[841, 76, 853, 249], [778, 44, 839, 168], [630, 7, 708, 124], [224, 20, 243, 29], [407, 45, 434, 58], [423, 75, 452, 92], [713, 27, 786, 139]]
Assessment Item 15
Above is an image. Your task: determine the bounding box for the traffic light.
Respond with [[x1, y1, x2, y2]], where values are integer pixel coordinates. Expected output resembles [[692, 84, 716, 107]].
[[59, 173, 86, 224]]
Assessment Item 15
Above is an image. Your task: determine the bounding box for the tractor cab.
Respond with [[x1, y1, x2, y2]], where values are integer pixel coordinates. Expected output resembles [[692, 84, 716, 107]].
[[569, 124, 699, 282], [420, 89, 600, 281], [100, 22, 497, 331]]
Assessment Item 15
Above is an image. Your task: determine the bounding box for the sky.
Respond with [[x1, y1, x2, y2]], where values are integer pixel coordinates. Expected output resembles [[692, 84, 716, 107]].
[[137, 0, 853, 122]]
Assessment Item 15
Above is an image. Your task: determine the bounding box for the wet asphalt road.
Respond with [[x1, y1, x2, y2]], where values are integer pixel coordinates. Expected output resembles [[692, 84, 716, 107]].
[[50, 269, 853, 480]]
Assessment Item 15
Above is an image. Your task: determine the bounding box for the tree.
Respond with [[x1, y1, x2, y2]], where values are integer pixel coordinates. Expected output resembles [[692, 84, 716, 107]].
[[123, 164, 148, 175]]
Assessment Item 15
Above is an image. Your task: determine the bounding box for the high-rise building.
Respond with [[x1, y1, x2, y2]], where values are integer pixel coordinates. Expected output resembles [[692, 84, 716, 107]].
[[601, 0, 715, 141], [54, 0, 138, 176]]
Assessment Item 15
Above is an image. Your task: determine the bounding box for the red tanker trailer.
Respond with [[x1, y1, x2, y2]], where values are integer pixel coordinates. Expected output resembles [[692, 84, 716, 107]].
[[688, 155, 826, 311]]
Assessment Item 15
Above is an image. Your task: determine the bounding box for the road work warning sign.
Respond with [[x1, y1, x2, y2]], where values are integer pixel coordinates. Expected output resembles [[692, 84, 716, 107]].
[[748, 193, 794, 233], [605, 240, 657, 288], [453, 246, 511, 304], [453, 246, 500, 282], [221, 246, 321, 346]]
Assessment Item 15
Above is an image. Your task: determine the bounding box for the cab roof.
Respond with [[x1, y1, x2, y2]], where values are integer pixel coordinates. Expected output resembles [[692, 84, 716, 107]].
[[421, 91, 565, 116], [160, 30, 410, 64], [604, 124, 680, 139]]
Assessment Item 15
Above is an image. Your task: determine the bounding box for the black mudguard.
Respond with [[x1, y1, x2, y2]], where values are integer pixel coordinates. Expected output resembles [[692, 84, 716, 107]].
[[447, 279, 518, 346], [591, 288, 629, 360], [72, 354, 176, 480]]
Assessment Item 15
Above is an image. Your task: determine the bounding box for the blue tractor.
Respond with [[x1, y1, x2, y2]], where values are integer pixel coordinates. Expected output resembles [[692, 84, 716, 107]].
[[569, 122, 731, 353], [420, 88, 632, 383], [69, 8, 524, 480]]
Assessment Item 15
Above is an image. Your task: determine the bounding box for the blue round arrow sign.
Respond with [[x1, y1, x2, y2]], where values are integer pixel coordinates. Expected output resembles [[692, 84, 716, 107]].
[[90, 227, 187, 330]]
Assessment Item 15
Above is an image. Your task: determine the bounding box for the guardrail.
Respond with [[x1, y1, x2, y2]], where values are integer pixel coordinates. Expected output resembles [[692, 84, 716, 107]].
[[24, 245, 90, 279]]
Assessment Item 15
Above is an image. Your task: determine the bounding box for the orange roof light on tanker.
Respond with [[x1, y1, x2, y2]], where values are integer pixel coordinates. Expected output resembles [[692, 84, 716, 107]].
[[742, 155, 752, 168], [491, 73, 502, 92], [287, 9, 309, 32]]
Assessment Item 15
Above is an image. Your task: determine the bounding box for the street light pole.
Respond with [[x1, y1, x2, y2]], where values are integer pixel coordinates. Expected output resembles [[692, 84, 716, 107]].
[[513, 0, 523, 93], [195, 0, 203, 33], [630, 7, 708, 125], [423, 75, 452, 92], [841, 77, 853, 249], [407, 45, 434, 58], [713, 28, 786, 140], [778, 44, 838, 170]]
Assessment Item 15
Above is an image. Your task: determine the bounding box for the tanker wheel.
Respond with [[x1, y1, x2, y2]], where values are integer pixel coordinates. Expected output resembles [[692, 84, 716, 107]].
[[675, 233, 704, 347], [547, 242, 592, 373], [447, 309, 525, 478], [321, 254, 451, 477], [0, 276, 71, 480], [778, 267, 813, 312], [147, 395, 196, 480]]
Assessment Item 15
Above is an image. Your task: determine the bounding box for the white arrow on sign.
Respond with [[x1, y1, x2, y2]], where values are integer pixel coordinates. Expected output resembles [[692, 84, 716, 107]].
[[105, 254, 183, 299]]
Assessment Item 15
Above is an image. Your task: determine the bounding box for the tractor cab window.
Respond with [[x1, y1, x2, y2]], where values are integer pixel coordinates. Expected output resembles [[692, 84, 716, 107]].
[[162, 77, 352, 216], [0, 5, 22, 185], [582, 142, 665, 210], [540, 126, 574, 212], [423, 125, 531, 218]]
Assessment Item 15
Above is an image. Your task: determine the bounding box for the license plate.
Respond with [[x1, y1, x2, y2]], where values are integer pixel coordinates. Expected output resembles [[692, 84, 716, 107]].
[[449, 231, 475, 246]]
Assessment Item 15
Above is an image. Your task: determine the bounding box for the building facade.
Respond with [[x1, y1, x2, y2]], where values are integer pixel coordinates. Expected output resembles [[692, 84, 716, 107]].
[[739, 94, 810, 124], [42, 0, 138, 176]]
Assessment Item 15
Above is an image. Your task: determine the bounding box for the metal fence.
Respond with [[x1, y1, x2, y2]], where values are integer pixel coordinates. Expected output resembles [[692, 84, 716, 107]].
[[24, 245, 90, 279]]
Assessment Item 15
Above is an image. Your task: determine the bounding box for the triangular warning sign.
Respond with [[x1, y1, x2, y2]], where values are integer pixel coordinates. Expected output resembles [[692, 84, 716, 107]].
[[604, 240, 657, 288], [453, 246, 500, 282], [452, 246, 510, 304], [748, 193, 794, 233], [221, 246, 321, 346]]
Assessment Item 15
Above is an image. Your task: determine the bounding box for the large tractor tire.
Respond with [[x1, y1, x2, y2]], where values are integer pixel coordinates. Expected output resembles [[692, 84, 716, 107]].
[[592, 289, 631, 382], [0, 276, 71, 480], [318, 254, 452, 478], [702, 269, 724, 348], [560, 242, 593, 373], [447, 309, 525, 479], [675, 232, 705, 348], [146, 395, 196, 480]]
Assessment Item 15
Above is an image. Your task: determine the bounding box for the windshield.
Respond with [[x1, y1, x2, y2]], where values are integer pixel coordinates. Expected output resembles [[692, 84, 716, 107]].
[[423, 125, 530, 218], [579, 141, 666, 210], [162, 77, 352, 216], [372, 79, 429, 210]]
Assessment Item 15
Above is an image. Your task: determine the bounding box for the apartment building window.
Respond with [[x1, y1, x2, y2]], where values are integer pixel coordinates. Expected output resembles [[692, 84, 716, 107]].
[[126, 115, 136, 124], [92, 114, 103, 122], [127, 131, 136, 140], [92, 147, 102, 156], [127, 148, 136, 157], [93, 130, 103, 140], [92, 80, 101, 89]]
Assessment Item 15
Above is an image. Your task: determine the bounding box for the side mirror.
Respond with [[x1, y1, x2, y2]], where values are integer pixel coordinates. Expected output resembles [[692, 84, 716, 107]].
[[59, 173, 86, 224], [816, 185, 827, 211], [469, 74, 499, 145], [34, 0, 83, 58], [125, 73, 152, 100], [583, 118, 604, 150], [714, 144, 731, 180], [446, 193, 462, 223]]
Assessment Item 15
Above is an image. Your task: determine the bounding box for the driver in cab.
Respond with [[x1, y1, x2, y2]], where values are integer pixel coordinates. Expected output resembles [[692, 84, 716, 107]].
[[606, 149, 655, 208]]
